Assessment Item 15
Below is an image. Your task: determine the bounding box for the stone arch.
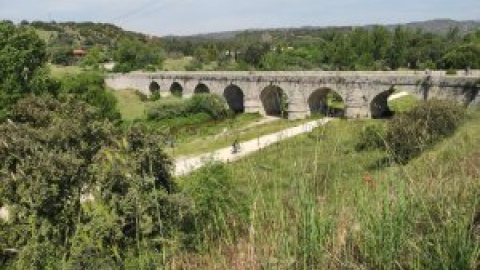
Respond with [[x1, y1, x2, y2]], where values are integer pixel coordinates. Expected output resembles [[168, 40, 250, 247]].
[[170, 82, 183, 97], [149, 81, 160, 94], [260, 85, 288, 118], [308, 88, 345, 117], [194, 83, 210, 94], [370, 88, 395, 119], [224, 84, 245, 113]]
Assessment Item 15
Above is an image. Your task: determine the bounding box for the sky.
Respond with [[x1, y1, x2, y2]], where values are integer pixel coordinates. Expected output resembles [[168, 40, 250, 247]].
[[0, 0, 479, 36]]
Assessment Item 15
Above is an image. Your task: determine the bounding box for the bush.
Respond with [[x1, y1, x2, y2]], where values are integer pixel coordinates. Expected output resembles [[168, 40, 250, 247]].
[[187, 94, 229, 120], [134, 89, 149, 101], [146, 93, 230, 122], [60, 72, 121, 121], [0, 96, 185, 267], [146, 98, 190, 120], [150, 90, 161, 101], [356, 122, 386, 151], [385, 99, 465, 163]]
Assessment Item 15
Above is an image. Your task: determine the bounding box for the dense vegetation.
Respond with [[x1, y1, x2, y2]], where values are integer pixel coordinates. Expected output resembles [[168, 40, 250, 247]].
[[163, 22, 480, 71], [16, 20, 165, 72], [146, 94, 230, 122], [172, 105, 479, 269], [1, 19, 480, 269], [14, 19, 480, 72]]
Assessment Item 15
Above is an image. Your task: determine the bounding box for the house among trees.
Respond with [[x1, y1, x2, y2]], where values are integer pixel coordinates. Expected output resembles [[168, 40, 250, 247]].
[[73, 48, 86, 57]]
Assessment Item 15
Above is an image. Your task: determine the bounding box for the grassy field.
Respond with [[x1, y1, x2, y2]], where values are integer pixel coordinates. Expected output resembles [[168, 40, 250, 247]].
[[163, 56, 219, 71], [111, 89, 150, 120], [388, 93, 419, 113], [49, 64, 84, 78], [172, 116, 319, 157], [175, 109, 480, 269], [111, 88, 324, 156], [163, 57, 194, 71]]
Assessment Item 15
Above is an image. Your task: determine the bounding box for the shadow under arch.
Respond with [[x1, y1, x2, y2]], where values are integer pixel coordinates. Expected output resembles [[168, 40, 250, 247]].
[[308, 88, 345, 117], [170, 82, 183, 97], [149, 81, 160, 94], [260, 85, 288, 118], [194, 83, 210, 94], [224, 84, 245, 113], [370, 88, 395, 119]]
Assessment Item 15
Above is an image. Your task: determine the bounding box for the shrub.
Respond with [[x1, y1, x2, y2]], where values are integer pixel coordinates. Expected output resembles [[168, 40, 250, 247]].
[[150, 90, 161, 101], [356, 122, 386, 151], [60, 72, 121, 121], [134, 90, 149, 101], [385, 99, 465, 163], [187, 94, 229, 120], [0, 96, 185, 267], [146, 98, 189, 120], [146, 93, 230, 122]]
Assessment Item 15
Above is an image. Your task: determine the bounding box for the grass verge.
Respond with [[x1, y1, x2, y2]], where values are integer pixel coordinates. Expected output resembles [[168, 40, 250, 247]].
[[175, 109, 480, 269]]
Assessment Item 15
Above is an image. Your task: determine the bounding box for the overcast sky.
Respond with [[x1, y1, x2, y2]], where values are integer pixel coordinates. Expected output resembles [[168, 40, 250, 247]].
[[1, 0, 479, 36]]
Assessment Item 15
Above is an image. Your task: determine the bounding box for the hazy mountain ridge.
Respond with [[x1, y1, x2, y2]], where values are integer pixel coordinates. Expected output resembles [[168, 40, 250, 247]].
[[181, 19, 480, 40]]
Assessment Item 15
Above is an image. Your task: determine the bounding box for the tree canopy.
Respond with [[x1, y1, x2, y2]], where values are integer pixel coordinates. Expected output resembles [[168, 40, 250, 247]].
[[0, 21, 58, 120]]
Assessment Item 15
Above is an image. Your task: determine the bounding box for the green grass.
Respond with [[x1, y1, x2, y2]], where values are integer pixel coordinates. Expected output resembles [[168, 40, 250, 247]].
[[388, 93, 419, 113], [175, 110, 480, 269], [172, 116, 318, 157], [111, 89, 150, 121], [163, 57, 194, 71], [35, 30, 56, 43], [49, 64, 84, 79]]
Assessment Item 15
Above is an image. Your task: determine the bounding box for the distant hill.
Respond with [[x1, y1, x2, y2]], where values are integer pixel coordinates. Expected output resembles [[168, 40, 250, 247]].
[[25, 21, 155, 49], [180, 19, 480, 40], [380, 19, 480, 35]]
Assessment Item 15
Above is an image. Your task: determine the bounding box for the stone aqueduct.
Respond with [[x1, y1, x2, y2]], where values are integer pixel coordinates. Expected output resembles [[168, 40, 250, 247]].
[[105, 71, 480, 119]]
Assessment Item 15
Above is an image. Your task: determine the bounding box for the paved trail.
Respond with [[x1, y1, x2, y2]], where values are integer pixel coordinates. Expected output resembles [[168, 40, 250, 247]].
[[174, 118, 332, 176]]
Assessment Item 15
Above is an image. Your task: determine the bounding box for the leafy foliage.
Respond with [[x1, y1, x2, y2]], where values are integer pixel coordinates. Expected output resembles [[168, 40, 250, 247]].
[[356, 122, 387, 151], [0, 96, 183, 268], [147, 93, 230, 121], [439, 43, 480, 69], [0, 21, 59, 120], [113, 39, 165, 72], [385, 99, 466, 163], [59, 72, 121, 121]]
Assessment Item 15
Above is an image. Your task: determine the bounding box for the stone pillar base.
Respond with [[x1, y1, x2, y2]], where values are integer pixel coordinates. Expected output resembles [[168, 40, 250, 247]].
[[244, 99, 261, 114], [288, 111, 309, 120], [345, 106, 370, 119]]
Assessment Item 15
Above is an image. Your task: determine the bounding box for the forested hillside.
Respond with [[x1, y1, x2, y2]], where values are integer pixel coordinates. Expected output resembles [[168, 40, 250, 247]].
[[19, 19, 480, 72], [20, 20, 163, 71]]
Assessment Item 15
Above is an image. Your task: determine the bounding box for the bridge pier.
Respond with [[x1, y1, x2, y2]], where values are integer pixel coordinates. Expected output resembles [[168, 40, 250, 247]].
[[287, 99, 309, 120], [244, 99, 261, 114], [345, 104, 370, 119]]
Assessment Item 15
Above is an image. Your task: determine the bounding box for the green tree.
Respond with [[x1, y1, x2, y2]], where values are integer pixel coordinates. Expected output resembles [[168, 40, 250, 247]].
[[371, 26, 391, 62], [439, 43, 480, 69], [80, 45, 105, 68], [243, 43, 270, 67], [113, 39, 165, 72], [0, 21, 59, 120], [59, 72, 121, 121], [48, 46, 74, 65], [387, 26, 408, 69], [0, 96, 180, 268]]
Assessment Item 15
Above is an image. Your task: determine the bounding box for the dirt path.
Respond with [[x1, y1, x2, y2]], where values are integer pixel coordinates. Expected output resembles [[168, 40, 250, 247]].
[[174, 118, 332, 176]]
